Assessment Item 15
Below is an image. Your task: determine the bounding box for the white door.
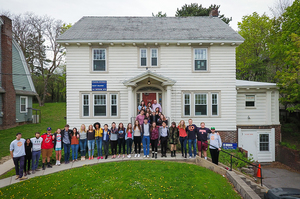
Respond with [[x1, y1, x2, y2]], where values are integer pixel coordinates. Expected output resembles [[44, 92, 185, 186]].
[[256, 129, 275, 162], [238, 129, 257, 161]]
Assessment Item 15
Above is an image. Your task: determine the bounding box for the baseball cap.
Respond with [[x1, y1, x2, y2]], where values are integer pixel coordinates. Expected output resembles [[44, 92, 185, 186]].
[[211, 127, 215, 130], [47, 127, 52, 131]]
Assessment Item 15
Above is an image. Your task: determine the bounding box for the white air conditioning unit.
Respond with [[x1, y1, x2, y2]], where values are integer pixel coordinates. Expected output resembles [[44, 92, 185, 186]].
[[32, 115, 39, 124]]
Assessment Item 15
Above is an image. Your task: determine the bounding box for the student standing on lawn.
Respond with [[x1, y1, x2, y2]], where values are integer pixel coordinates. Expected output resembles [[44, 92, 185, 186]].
[[208, 127, 222, 165], [53, 128, 62, 166], [61, 124, 72, 164], [87, 125, 95, 160], [24, 138, 32, 176], [126, 123, 134, 158], [197, 122, 211, 160], [150, 121, 159, 159], [135, 109, 145, 127], [31, 132, 43, 174], [141, 117, 151, 158], [102, 124, 111, 159], [41, 127, 54, 170], [10, 133, 27, 180], [94, 122, 103, 160], [169, 122, 179, 157], [110, 122, 118, 159], [178, 120, 187, 158], [117, 123, 126, 158], [186, 119, 198, 158], [159, 121, 169, 157], [79, 124, 87, 160], [133, 120, 142, 157], [71, 127, 80, 162]]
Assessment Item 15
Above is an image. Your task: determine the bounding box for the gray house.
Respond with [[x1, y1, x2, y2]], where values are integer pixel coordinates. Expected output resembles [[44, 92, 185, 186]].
[[0, 16, 37, 129]]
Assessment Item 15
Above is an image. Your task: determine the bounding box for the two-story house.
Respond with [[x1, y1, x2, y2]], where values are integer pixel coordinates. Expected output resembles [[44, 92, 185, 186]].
[[57, 16, 281, 162]]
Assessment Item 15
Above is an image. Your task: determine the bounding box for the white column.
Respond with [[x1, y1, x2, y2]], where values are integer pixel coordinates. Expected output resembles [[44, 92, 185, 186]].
[[128, 86, 133, 122], [166, 86, 172, 120], [266, 90, 272, 124]]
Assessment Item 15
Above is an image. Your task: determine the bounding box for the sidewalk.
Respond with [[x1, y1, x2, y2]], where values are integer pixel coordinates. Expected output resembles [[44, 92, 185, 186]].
[[0, 153, 195, 189], [0, 158, 14, 176]]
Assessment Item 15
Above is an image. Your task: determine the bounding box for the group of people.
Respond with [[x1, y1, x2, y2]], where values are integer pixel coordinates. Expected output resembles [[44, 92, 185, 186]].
[[10, 117, 222, 181]]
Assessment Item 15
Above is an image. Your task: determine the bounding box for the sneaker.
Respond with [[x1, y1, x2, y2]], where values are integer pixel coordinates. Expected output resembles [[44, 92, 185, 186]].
[[105, 155, 108, 159], [123, 154, 125, 158], [189, 156, 192, 159], [47, 164, 52, 168], [97, 156, 100, 160], [35, 169, 40, 171], [118, 155, 121, 158], [32, 171, 35, 174], [101, 156, 103, 159], [134, 154, 137, 158], [89, 157, 91, 160], [138, 154, 140, 158], [15, 175, 19, 180], [58, 161, 61, 166], [91, 156, 94, 160], [19, 176, 28, 180], [147, 155, 150, 158], [42, 165, 45, 170], [143, 155, 146, 158], [28, 172, 31, 175]]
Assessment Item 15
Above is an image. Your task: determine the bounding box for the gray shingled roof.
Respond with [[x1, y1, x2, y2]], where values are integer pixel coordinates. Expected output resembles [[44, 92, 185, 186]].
[[57, 16, 244, 42]]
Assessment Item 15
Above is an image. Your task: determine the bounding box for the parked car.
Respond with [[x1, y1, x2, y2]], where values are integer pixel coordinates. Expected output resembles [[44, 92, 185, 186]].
[[264, 188, 300, 199]]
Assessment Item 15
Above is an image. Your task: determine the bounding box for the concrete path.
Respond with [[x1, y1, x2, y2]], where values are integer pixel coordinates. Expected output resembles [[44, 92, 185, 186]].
[[0, 154, 195, 189], [0, 158, 14, 176], [262, 167, 300, 189]]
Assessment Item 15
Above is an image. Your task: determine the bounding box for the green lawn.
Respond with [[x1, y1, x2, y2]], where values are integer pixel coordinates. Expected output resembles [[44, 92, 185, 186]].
[[0, 102, 66, 159], [0, 161, 241, 199]]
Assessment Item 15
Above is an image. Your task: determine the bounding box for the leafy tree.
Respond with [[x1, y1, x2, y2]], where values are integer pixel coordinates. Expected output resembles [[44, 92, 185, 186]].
[[236, 12, 274, 82], [276, 33, 300, 112], [175, 3, 232, 24], [152, 11, 166, 17]]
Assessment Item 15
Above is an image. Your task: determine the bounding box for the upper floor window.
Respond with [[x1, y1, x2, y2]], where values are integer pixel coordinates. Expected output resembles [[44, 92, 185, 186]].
[[151, 48, 158, 66], [93, 49, 106, 71], [245, 95, 255, 107], [194, 48, 207, 71], [140, 48, 147, 66]]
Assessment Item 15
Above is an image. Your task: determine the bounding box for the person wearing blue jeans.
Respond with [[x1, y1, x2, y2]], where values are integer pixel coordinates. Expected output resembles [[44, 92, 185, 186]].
[[62, 124, 72, 164], [71, 127, 79, 161], [94, 122, 103, 159], [141, 118, 151, 157], [30, 132, 43, 173], [79, 124, 87, 160], [186, 119, 198, 158], [71, 144, 79, 161], [179, 136, 187, 158], [87, 124, 95, 160]]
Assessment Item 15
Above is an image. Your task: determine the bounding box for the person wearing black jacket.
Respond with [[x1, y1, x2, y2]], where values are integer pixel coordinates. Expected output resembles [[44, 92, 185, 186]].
[[24, 138, 32, 176], [61, 124, 72, 164]]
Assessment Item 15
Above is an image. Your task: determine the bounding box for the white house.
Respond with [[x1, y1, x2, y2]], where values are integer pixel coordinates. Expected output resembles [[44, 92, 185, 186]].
[[57, 16, 281, 162]]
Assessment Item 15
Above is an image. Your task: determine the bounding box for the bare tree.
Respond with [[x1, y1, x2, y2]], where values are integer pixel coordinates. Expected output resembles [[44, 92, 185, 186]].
[[11, 13, 69, 106], [269, 0, 293, 18]]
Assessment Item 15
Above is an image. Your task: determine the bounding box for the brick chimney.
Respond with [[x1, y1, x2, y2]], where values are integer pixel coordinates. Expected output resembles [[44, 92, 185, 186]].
[[1, 15, 16, 129], [209, 8, 219, 17]]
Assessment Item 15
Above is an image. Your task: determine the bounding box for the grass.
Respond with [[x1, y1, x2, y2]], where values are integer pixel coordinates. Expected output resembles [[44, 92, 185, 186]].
[[0, 102, 66, 159], [0, 160, 241, 199]]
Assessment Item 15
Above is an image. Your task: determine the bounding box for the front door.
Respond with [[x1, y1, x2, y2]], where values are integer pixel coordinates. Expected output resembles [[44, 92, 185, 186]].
[[142, 93, 156, 105], [238, 129, 257, 161]]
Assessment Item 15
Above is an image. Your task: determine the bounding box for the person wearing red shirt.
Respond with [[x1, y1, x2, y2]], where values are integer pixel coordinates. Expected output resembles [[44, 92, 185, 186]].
[[41, 127, 54, 170]]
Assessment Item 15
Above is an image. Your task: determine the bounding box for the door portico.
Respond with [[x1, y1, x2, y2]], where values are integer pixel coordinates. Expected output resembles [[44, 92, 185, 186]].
[[123, 70, 176, 120]]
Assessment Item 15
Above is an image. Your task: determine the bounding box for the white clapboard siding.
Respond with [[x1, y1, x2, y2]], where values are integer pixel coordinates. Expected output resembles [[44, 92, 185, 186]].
[[65, 45, 237, 130]]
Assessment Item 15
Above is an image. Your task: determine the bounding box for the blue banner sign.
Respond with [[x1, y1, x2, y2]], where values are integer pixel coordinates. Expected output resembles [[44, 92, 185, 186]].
[[92, 81, 107, 91], [222, 143, 237, 150]]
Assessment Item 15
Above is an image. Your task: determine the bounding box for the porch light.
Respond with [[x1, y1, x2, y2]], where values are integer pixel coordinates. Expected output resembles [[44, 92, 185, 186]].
[[147, 78, 151, 85]]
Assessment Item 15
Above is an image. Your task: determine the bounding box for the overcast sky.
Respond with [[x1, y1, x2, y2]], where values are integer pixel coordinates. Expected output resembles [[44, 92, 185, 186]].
[[1, 0, 285, 31]]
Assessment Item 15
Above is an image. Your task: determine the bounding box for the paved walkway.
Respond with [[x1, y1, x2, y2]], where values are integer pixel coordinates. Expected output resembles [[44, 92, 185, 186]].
[[0, 154, 195, 189], [262, 167, 300, 189]]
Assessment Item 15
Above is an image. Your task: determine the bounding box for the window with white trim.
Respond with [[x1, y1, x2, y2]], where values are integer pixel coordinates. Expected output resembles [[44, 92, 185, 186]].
[[20, 96, 28, 113], [151, 48, 158, 66], [194, 48, 207, 71], [259, 134, 269, 151], [245, 95, 255, 107], [212, 93, 218, 116], [140, 48, 147, 66], [184, 94, 191, 116], [195, 94, 207, 115], [111, 94, 117, 117], [94, 94, 106, 116], [83, 94, 89, 117], [93, 49, 106, 71]]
